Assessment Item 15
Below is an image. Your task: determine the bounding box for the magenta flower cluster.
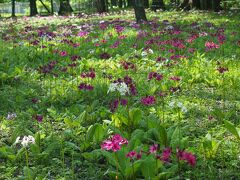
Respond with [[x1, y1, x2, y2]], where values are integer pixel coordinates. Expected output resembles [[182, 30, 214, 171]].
[[148, 72, 163, 81], [80, 70, 96, 79], [141, 96, 156, 106], [101, 134, 128, 152], [177, 149, 196, 167], [78, 83, 94, 91]]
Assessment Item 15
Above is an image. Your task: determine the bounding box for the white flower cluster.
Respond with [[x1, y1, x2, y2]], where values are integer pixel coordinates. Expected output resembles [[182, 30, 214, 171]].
[[169, 101, 187, 113], [107, 82, 129, 96], [6, 113, 17, 120], [15, 135, 35, 147], [141, 49, 154, 57], [165, 25, 174, 30]]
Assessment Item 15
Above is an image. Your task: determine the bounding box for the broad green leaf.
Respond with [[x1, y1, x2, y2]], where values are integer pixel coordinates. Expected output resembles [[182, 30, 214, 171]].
[[129, 108, 142, 126], [224, 120, 240, 139], [86, 123, 105, 143], [125, 160, 141, 178], [170, 126, 182, 149], [158, 125, 168, 147], [23, 166, 35, 180], [76, 111, 87, 125], [140, 155, 157, 178]]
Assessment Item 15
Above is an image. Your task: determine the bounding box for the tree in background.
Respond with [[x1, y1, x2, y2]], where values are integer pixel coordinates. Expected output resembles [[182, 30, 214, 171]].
[[59, 0, 73, 15], [127, 0, 134, 7], [30, 0, 38, 16], [11, 0, 15, 17], [133, 0, 147, 23], [143, 0, 149, 8], [180, 0, 191, 10], [96, 0, 108, 13], [151, 0, 165, 11]]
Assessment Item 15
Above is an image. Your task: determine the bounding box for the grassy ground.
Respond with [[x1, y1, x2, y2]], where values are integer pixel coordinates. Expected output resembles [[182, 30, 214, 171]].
[[0, 10, 240, 179]]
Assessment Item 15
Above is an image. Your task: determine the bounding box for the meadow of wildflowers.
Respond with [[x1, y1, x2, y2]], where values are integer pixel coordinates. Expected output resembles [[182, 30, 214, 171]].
[[0, 11, 240, 179]]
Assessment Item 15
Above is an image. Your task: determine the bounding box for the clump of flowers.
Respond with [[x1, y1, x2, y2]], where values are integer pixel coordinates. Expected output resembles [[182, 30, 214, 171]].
[[101, 134, 128, 152], [149, 144, 158, 154], [80, 70, 96, 79], [110, 98, 128, 112], [38, 61, 57, 75], [126, 150, 142, 160], [217, 66, 228, 74], [148, 72, 163, 81], [60, 51, 68, 57], [170, 76, 181, 81], [107, 82, 129, 96], [78, 31, 89, 37], [6, 112, 17, 120], [14, 135, 35, 147], [141, 48, 154, 57], [169, 101, 187, 113], [100, 52, 111, 59], [120, 60, 136, 70], [32, 115, 43, 122], [78, 83, 94, 91], [205, 41, 220, 51], [177, 149, 196, 167], [159, 148, 172, 162], [141, 96, 156, 106]]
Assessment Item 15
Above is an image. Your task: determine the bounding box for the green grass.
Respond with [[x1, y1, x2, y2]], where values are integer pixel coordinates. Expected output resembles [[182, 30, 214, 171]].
[[0, 10, 240, 179]]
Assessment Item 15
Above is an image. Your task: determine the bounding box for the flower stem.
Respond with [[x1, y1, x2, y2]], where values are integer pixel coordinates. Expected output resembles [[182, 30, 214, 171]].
[[115, 153, 118, 180], [131, 160, 135, 180], [25, 148, 30, 180]]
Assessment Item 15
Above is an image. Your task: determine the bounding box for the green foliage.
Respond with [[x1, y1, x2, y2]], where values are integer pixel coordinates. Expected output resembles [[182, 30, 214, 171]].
[[0, 10, 240, 179]]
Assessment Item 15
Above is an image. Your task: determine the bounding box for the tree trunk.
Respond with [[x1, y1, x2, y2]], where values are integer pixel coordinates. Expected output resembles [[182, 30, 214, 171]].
[[213, 0, 221, 12], [133, 0, 147, 23], [51, 0, 54, 14], [180, 0, 191, 10], [58, 0, 73, 15], [119, 0, 123, 8], [30, 0, 38, 16], [192, 0, 201, 9], [127, 0, 134, 7], [11, 0, 16, 17], [151, 0, 165, 11], [111, 0, 117, 6], [96, 0, 108, 13], [143, 0, 149, 8]]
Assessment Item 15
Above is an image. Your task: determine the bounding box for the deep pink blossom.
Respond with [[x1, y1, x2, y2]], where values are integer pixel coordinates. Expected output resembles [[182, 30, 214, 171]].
[[205, 41, 219, 51], [149, 144, 158, 154], [170, 76, 181, 81], [101, 134, 128, 152], [177, 149, 196, 167], [160, 148, 171, 162], [141, 96, 156, 106], [126, 151, 137, 160], [60, 51, 67, 56], [217, 66, 228, 74]]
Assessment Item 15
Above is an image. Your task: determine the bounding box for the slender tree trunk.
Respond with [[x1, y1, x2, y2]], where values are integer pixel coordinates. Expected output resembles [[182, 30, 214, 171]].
[[213, 0, 221, 12], [123, 0, 127, 7], [192, 0, 201, 9], [127, 0, 134, 7], [95, 0, 108, 13], [58, 0, 73, 15], [30, 0, 38, 16], [51, 0, 54, 14], [119, 0, 123, 8], [133, 0, 147, 23], [111, 0, 117, 6], [151, 0, 165, 11], [180, 0, 191, 10], [11, 0, 16, 17], [143, 0, 149, 8]]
